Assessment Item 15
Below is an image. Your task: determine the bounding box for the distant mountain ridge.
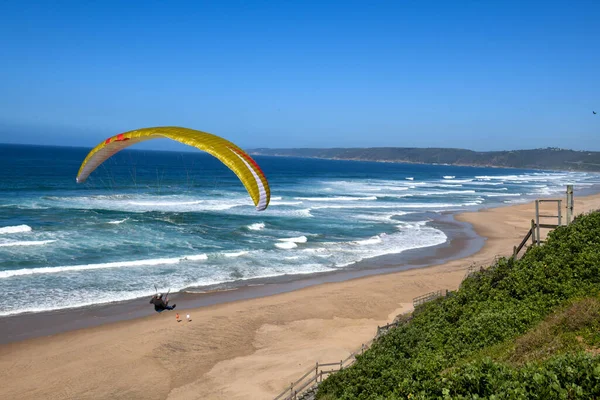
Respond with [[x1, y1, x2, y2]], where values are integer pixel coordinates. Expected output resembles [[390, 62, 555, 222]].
[[248, 147, 600, 172]]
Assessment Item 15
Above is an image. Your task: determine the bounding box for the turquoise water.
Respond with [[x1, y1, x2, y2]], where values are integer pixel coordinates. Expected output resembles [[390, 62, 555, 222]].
[[1, 143, 598, 316]]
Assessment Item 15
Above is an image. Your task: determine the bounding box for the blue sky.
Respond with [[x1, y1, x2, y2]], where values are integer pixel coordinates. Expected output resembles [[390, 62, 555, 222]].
[[0, 0, 598, 151]]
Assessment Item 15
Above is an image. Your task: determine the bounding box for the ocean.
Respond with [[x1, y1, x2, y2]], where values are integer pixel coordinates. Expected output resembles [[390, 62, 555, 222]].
[[1, 143, 599, 316]]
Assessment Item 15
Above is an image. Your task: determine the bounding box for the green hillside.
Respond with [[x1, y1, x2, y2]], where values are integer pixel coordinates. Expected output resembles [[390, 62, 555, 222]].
[[315, 211, 600, 399], [249, 147, 600, 172]]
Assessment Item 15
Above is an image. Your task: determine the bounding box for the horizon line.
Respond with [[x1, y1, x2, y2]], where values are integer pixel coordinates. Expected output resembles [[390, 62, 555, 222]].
[[0, 142, 597, 155]]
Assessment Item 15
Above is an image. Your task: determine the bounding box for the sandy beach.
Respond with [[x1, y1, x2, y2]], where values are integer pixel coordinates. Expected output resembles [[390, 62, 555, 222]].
[[1, 191, 599, 400]]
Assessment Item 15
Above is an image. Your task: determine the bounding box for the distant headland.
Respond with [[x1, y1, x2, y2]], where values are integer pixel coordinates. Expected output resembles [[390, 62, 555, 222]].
[[248, 147, 600, 172]]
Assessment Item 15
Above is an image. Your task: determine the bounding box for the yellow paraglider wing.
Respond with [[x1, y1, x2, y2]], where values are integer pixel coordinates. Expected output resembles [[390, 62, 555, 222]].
[[76, 127, 270, 211]]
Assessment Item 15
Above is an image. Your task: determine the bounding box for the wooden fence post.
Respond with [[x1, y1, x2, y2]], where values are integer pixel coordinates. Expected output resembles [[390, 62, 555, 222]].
[[315, 362, 318, 381], [558, 199, 562, 226], [566, 185, 573, 225], [535, 200, 540, 246], [530, 219, 536, 246]]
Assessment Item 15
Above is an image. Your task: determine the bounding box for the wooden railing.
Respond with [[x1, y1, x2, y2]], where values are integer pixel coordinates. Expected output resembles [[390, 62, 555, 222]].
[[376, 314, 414, 338], [273, 342, 373, 400], [413, 289, 446, 308], [512, 221, 534, 260], [512, 219, 560, 260]]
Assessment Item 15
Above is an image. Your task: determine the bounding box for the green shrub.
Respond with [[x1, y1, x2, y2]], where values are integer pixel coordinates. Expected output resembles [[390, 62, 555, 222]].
[[440, 353, 600, 399], [316, 210, 600, 399]]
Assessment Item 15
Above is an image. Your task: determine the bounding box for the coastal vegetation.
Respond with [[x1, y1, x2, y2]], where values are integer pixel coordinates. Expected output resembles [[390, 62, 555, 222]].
[[249, 147, 600, 172], [315, 210, 600, 399]]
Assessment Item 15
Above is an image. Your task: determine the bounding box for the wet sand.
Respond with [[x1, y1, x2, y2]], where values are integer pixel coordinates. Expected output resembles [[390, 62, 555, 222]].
[[1, 192, 599, 399]]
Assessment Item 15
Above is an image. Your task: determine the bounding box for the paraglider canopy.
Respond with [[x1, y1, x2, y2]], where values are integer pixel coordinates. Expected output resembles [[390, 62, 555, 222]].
[[76, 126, 270, 211]]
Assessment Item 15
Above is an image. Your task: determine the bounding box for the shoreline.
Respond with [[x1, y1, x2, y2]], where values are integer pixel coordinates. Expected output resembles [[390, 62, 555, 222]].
[[0, 210, 484, 345], [1, 191, 600, 399], [3, 182, 597, 328], [2, 184, 598, 344]]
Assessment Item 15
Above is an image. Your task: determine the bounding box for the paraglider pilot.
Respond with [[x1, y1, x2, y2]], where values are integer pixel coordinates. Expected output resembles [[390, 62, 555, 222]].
[[150, 293, 176, 312]]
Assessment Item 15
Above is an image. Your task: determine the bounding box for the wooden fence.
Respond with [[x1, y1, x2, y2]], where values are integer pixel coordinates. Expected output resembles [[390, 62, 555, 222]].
[[511, 219, 560, 260], [273, 341, 373, 400], [513, 187, 573, 259], [413, 289, 447, 308]]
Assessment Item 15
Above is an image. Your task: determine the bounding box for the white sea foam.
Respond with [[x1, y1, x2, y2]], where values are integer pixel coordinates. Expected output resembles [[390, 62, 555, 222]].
[[253, 208, 309, 218], [44, 194, 133, 201], [223, 251, 249, 257], [301, 248, 333, 255], [294, 196, 377, 201], [275, 241, 297, 249], [0, 240, 56, 247], [0, 254, 208, 279], [270, 201, 304, 206], [278, 236, 308, 243], [330, 224, 448, 267], [481, 193, 522, 197], [261, 207, 313, 218], [247, 222, 265, 230], [405, 177, 414, 180], [397, 220, 430, 229], [379, 193, 414, 199], [129, 200, 204, 206], [295, 209, 313, 217], [442, 179, 473, 183], [475, 174, 574, 183], [274, 235, 307, 249], [443, 176, 455, 179], [180, 254, 208, 261], [468, 181, 504, 186], [0, 225, 32, 234], [108, 218, 129, 225], [428, 184, 464, 188], [397, 202, 470, 208], [311, 204, 412, 210], [416, 190, 476, 196], [353, 236, 383, 245], [42, 194, 250, 213], [353, 212, 410, 222]]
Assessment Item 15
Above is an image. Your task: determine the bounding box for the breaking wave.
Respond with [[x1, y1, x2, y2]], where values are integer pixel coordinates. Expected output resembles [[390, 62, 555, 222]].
[[0, 240, 56, 247], [0, 225, 32, 234], [0, 254, 208, 279]]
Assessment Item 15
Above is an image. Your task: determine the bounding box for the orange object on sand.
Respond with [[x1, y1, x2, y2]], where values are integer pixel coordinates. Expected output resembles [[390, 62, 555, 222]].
[[176, 313, 180, 321]]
